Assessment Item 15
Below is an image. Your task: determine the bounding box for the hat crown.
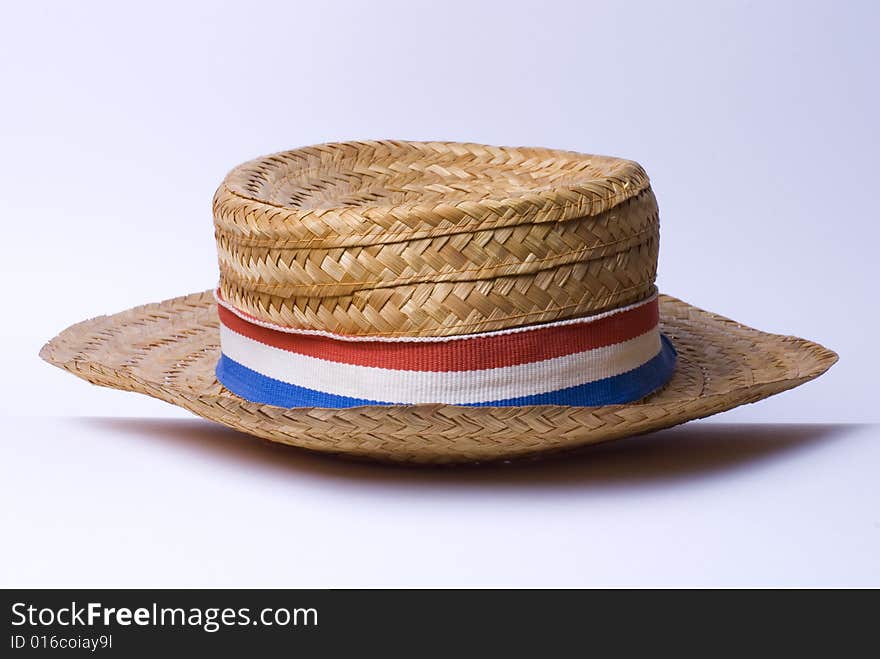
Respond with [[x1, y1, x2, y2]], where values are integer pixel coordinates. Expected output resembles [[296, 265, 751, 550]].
[[213, 140, 659, 337]]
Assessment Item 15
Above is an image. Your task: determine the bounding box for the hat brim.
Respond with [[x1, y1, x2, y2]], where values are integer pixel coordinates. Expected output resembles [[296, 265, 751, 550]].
[[40, 291, 837, 464]]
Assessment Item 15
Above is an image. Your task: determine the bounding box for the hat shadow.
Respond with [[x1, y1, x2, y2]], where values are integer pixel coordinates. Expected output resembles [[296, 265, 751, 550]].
[[78, 417, 857, 489]]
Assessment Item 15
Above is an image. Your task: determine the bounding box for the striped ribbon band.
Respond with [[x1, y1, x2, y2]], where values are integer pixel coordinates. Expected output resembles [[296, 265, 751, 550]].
[[214, 292, 676, 408]]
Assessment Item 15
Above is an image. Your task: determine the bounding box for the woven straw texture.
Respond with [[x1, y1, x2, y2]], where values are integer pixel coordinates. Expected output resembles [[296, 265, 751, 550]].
[[41, 291, 837, 464], [214, 141, 657, 337]]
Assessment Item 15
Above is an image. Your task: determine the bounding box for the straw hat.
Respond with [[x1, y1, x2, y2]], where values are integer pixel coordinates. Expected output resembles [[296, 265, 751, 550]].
[[41, 141, 836, 463]]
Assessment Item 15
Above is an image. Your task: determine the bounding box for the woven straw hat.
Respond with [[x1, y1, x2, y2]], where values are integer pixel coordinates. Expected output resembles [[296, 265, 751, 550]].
[[41, 141, 836, 464]]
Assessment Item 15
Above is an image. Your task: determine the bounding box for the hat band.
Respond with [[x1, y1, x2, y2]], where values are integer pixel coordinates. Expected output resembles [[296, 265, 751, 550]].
[[214, 293, 676, 408]]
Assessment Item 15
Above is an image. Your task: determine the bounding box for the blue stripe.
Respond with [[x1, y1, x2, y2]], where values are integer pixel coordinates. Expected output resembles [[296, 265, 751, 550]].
[[216, 334, 677, 409]]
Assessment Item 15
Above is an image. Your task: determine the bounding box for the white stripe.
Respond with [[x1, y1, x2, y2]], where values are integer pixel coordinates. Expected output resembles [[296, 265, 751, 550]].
[[219, 324, 662, 405], [215, 288, 658, 343]]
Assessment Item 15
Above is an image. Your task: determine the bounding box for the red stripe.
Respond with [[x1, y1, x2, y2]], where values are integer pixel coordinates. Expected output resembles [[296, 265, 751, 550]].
[[217, 299, 658, 372]]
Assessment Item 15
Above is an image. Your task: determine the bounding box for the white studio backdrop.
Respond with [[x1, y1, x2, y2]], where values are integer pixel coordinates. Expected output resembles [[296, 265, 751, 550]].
[[1, 0, 876, 422]]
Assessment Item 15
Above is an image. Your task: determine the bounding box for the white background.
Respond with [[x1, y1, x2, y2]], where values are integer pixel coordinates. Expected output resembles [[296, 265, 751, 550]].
[[1, 0, 877, 586]]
